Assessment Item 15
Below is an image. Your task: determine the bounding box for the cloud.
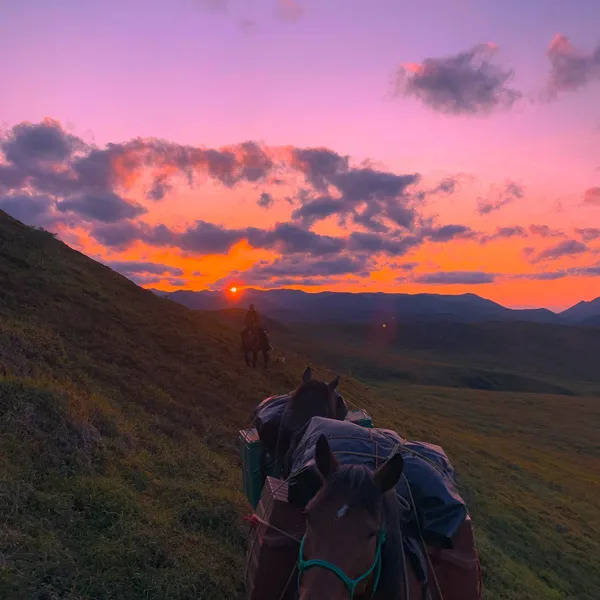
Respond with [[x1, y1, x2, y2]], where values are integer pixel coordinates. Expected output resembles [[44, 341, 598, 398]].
[[517, 262, 600, 280], [544, 34, 600, 98], [413, 270, 496, 284], [347, 231, 421, 256], [291, 195, 346, 225], [276, 0, 303, 21], [480, 225, 526, 243], [528, 224, 565, 238], [477, 181, 524, 215], [515, 270, 569, 281], [1, 118, 83, 168], [425, 224, 476, 242], [583, 187, 600, 206], [530, 239, 588, 263], [576, 227, 600, 242], [398, 262, 418, 271], [106, 260, 184, 277], [57, 192, 147, 223], [178, 220, 242, 254], [290, 147, 350, 191], [394, 43, 521, 115], [0, 193, 57, 227], [214, 253, 369, 288], [289, 147, 420, 231], [90, 221, 176, 250], [257, 192, 274, 208], [148, 174, 172, 201], [249, 222, 347, 256]]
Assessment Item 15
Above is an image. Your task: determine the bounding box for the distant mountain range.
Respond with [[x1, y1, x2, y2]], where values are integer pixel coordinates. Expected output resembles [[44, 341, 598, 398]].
[[150, 288, 600, 326]]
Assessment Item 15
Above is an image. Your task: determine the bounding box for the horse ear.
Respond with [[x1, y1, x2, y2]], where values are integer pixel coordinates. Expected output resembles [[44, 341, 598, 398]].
[[373, 452, 404, 493], [328, 375, 340, 391], [302, 366, 312, 382], [315, 434, 338, 479]]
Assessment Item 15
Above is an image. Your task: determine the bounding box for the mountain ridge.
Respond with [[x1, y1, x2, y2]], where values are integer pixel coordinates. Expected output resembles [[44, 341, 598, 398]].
[[152, 287, 598, 325]]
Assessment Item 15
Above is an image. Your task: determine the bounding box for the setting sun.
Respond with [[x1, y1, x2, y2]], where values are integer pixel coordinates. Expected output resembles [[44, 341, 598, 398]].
[[229, 286, 237, 293]]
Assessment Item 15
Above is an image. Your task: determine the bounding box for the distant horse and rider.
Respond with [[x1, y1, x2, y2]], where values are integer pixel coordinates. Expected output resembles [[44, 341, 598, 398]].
[[241, 304, 272, 369]]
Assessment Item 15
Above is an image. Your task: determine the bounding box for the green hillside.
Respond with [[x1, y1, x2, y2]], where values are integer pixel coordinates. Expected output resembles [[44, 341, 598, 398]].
[[1, 211, 599, 600], [0, 211, 352, 599]]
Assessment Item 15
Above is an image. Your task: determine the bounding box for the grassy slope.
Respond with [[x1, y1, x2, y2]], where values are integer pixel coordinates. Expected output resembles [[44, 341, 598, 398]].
[[277, 320, 600, 395], [0, 213, 361, 599], [1, 212, 599, 599]]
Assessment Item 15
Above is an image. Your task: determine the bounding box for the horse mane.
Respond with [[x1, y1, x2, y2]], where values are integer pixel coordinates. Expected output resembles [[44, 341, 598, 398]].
[[316, 463, 406, 598]]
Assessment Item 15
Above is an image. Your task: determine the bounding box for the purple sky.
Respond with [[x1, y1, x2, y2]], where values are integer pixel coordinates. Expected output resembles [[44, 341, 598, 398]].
[[1, 0, 599, 309]]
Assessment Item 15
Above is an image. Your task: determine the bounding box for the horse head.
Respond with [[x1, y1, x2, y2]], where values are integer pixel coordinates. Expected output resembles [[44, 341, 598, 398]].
[[298, 435, 405, 600], [285, 367, 339, 431]]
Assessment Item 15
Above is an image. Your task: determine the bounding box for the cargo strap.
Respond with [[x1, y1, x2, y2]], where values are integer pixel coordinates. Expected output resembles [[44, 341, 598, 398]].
[[297, 530, 386, 599]]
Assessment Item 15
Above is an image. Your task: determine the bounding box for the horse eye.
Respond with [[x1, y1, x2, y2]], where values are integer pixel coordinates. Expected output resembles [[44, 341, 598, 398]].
[[367, 531, 377, 539]]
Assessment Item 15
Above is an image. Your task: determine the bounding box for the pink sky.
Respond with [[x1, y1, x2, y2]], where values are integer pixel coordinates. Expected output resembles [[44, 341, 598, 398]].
[[1, 0, 599, 310]]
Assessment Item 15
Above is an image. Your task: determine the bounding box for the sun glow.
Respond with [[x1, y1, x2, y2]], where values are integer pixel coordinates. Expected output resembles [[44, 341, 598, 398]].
[[229, 286, 237, 293]]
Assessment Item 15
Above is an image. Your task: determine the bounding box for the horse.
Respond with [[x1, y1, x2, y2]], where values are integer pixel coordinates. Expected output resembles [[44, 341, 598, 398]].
[[270, 366, 340, 474], [242, 327, 272, 369], [297, 434, 427, 600]]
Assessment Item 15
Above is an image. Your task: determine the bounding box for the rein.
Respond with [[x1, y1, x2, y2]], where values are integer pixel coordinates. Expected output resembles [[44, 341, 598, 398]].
[[297, 529, 386, 599]]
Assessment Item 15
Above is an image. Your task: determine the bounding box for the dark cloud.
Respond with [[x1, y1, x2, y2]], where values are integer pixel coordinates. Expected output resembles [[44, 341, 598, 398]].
[[291, 148, 349, 191], [178, 220, 242, 254], [57, 192, 147, 223], [214, 253, 369, 289], [413, 271, 496, 284], [90, 221, 176, 249], [91, 221, 143, 249], [106, 261, 184, 277], [347, 231, 421, 256], [517, 262, 600, 280], [395, 43, 521, 115], [257, 192, 274, 208], [530, 239, 588, 263], [0, 193, 56, 227], [248, 254, 368, 278], [398, 262, 418, 271], [430, 177, 458, 195], [425, 224, 476, 242], [477, 181, 524, 215], [528, 224, 565, 238], [2, 119, 83, 167], [480, 225, 526, 243], [148, 174, 172, 201], [583, 187, 600, 206], [545, 34, 600, 98], [289, 149, 421, 232], [576, 227, 600, 242], [515, 270, 569, 281], [249, 222, 346, 256], [291, 195, 346, 225]]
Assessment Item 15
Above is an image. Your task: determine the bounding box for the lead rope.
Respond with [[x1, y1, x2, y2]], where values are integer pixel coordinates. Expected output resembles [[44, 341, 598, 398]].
[[401, 472, 445, 600]]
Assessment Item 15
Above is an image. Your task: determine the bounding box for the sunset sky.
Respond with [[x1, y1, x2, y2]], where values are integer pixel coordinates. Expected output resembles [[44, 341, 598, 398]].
[[1, 0, 599, 310]]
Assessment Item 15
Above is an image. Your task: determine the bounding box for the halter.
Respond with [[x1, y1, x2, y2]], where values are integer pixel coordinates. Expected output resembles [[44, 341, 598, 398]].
[[297, 530, 386, 599]]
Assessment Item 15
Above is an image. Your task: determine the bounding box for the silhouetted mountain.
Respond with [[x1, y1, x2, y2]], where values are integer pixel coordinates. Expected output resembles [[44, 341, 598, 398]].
[[581, 314, 600, 328], [156, 288, 564, 325], [560, 297, 600, 323]]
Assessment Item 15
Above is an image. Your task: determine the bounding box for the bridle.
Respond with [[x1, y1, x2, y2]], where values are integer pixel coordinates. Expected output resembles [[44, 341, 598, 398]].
[[297, 529, 386, 599]]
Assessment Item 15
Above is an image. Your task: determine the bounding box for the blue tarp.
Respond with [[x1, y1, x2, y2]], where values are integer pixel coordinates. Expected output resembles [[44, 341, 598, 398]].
[[284, 416, 468, 548], [252, 391, 348, 458]]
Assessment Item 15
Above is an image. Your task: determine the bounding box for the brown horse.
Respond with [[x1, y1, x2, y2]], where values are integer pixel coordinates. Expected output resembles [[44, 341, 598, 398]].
[[242, 327, 272, 369], [297, 435, 426, 600], [272, 367, 340, 474]]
